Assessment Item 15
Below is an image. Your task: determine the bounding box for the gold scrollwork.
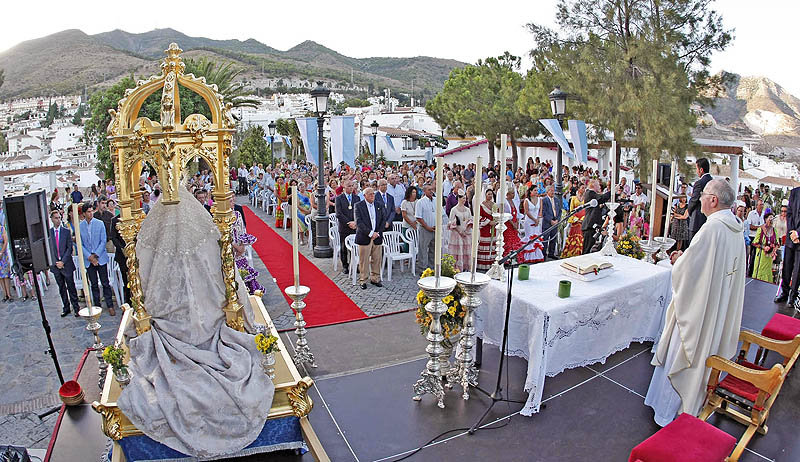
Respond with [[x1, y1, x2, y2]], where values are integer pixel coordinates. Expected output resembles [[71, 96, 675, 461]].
[[288, 377, 314, 418], [184, 113, 212, 147], [93, 402, 123, 440], [161, 71, 176, 130]]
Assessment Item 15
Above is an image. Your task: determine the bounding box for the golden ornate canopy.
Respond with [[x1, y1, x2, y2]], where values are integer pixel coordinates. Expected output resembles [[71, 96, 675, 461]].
[[108, 43, 244, 334]]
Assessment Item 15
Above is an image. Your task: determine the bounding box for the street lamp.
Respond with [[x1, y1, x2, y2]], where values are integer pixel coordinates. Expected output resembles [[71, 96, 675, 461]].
[[268, 120, 276, 169], [549, 86, 567, 214], [370, 120, 379, 167], [310, 82, 333, 258]]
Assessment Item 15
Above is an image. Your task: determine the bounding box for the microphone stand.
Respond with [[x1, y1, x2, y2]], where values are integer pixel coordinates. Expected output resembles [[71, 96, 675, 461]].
[[469, 204, 588, 434]]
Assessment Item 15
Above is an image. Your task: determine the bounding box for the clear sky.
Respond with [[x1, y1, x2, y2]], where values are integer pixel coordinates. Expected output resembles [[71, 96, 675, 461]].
[[1, 0, 798, 96]]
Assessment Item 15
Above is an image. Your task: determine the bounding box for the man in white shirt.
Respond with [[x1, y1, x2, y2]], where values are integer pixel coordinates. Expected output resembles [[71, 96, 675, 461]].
[[631, 183, 648, 207], [386, 174, 406, 221], [237, 164, 248, 195], [415, 184, 437, 271], [443, 170, 454, 198]]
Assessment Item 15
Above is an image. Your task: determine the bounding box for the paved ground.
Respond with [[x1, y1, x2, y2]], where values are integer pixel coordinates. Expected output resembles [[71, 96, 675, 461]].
[[0, 194, 423, 450]]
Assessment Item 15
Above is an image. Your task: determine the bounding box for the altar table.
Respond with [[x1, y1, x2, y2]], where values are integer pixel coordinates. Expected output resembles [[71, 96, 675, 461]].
[[475, 253, 672, 416]]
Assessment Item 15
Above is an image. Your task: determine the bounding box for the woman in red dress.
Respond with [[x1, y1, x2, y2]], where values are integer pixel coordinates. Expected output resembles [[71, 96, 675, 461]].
[[477, 189, 496, 271], [501, 189, 523, 261]]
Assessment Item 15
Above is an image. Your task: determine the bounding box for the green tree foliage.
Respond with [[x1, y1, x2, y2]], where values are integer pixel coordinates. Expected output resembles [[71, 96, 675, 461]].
[[526, 0, 733, 175], [0, 131, 8, 154], [85, 58, 258, 179], [233, 125, 270, 167], [71, 104, 87, 126], [275, 118, 304, 163], [42, 102, 65, 128], [426, 53, 542, 167]]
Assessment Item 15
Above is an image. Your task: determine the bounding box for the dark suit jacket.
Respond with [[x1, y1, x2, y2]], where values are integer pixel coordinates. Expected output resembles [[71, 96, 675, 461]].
[[49, 226, 75, 272], [335, 193, 360, 233], [688, 173, 712, 235], [581, 190, 611, 232], [354, 200, 386, 246], [785, 187, 800, 249], [110, 216, 127, 263], [375, 191, 395, 226], [541, 194, 560, 233]]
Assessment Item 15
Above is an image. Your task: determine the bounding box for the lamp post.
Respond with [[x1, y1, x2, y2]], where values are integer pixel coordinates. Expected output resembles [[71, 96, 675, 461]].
[[310, 82, 333, 258], [549, 87, 567, 213], [370, 120, 379, 167], [268, 121, 276, 169]]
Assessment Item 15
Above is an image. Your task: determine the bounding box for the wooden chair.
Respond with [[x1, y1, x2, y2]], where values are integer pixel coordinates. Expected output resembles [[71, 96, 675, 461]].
[[698, 329, 800, 461], [756, 313, 800, 366], [381, 231, 414, 281]]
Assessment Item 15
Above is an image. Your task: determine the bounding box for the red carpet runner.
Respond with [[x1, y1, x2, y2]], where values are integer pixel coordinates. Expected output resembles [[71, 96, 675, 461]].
[[243, 206, 368, 328]]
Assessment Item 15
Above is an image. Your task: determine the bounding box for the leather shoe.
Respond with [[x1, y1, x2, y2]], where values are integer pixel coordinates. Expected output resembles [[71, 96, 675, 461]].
[[61, 311, 69, 317], [775, 291, 789, 303], [793, 297, 800, 312], [789, 295, 797, 307], [370, 281, 383, 288], [74, 311, 80, 317], [342, 267, 349, 275], [360, 283, 367, 290]]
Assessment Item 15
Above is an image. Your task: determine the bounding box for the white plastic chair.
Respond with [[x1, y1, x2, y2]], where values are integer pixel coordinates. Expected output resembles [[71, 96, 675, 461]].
[[246, 246, 254, 267], [381, 231, 414, 281], [303, 215, 313, 251], [106, 253, 123, 305], [328, 213, 338, 231], [280, 202, 290, 229], [392, 221, 403, 234], [344, 234, 359, 285], [72, 255, 84, 293], [267, 194, 277, 215], [329, 227, 340, 272]]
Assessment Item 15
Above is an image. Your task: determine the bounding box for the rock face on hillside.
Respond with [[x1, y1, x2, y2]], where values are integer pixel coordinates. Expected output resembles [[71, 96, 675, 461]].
[[701, 72, 800, 137]]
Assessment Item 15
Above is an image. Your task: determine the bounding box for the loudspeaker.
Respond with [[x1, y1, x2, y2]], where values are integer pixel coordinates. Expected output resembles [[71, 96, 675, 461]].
[[4, 190, 52, 273], [657, 163, 672, 187]]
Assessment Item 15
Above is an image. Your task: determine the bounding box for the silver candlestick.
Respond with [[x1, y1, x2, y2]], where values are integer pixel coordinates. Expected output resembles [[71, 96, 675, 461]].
[[284, 285, 317, 369], [413, 275, 456, 408], [640, 238, 661, 264], [447, 272, 491, 400], [654, 236, 676, 262], [486, 212, 511, 281], [600, 202, 620, 257], [79, 306, 106, 390]]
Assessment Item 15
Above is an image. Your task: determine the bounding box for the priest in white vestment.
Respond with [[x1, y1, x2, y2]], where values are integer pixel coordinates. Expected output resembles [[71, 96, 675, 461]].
[[645, 179, 746, 426]]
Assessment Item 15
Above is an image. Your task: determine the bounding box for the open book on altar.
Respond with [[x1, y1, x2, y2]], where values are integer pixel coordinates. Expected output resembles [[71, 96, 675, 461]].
[[560, 255, 614, 275]]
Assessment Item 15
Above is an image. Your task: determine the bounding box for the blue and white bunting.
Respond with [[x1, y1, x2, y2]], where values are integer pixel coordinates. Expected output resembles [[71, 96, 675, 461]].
[[295, 117, 319, 165], [567, 120, 589, 165], [539, 119, 574, 159], [330, 116, 356, 167]]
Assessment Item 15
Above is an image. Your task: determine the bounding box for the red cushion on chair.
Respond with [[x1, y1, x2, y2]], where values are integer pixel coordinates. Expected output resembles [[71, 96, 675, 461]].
[[762, 313, 800, 341], [717, 359, 769, 402], [629, 413, 736, 462]]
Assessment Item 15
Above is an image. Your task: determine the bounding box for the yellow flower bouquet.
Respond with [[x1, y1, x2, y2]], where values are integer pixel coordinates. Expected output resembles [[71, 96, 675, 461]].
[[414, 254, 466, 347], [616, 229, 645, 260], [254, 332, 279, 355]]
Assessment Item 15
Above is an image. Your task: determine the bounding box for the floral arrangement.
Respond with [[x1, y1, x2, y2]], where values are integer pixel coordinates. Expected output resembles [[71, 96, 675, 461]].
[[414, 254, 466, 347], [102, 344, 127, 373], [254, 332, 279, 355], [616, 229, 645, 259]]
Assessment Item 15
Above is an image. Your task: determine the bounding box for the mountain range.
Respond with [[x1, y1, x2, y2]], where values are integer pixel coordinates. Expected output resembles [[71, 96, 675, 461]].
[[0, 28, 466, 100]]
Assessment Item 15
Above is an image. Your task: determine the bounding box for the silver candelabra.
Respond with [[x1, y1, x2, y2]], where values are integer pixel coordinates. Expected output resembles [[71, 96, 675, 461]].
[[600, 202, 619, 257], [486, 212, 511, 281], [447, 271, 491, 400], [413, 275, 456, 408], [79, 306, 106, 389], [284, 285, 317, 369]]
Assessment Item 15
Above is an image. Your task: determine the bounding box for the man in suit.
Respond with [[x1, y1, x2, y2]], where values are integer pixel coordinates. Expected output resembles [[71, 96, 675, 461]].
[[581, 179, 611, 254], [49, 210, 81, 317], [335, 180, 361, 274], [110, 214, 131, 306], [375, 179, 395, 230], [776, 186, 800, 307], [354, 187, 385, 289], [79, 202, 116, 316], [687, 157, 712, 242], [541, 185, 561, 259]]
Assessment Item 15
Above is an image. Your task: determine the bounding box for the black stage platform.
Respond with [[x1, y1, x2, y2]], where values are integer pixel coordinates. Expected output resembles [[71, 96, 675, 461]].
[[49, 279, 800, 461]]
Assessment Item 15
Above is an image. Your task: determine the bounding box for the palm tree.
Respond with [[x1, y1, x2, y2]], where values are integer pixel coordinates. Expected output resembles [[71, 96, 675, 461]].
[[275, 118, 303, 163], [184, 57, 259, 109]]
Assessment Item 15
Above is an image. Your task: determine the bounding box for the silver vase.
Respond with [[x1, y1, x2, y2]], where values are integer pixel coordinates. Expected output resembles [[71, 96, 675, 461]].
[[654, 236, 676, 262], [79, 306, 106, 390], [600, 202, 619, 257], [487, 213, 511, 281], [448, 271, 491, 400], [261, 353, 276, 380], [113, 367, 130, 389], [413, 275, 456, 408], [640, 239, 661, 264]]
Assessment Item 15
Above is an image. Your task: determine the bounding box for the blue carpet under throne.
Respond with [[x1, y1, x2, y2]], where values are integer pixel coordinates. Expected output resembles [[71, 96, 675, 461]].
[[113, 416, 307, 462]]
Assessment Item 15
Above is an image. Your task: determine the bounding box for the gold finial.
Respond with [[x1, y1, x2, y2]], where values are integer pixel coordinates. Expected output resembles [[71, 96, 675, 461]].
[[161, 43, 185, 75]]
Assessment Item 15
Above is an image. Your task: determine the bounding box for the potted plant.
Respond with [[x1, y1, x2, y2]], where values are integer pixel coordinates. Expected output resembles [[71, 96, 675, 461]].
[[254, 332, 280, 379], [102, 344, 130, 388]]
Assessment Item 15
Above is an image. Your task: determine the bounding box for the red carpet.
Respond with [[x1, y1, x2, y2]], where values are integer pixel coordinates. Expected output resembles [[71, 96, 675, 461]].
[[243, 206, 368, 328]]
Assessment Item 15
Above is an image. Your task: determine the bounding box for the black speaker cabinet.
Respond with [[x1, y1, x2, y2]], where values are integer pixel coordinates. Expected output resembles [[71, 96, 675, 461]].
[[4, 190, 52, 273], [657, 162, 672, 187]]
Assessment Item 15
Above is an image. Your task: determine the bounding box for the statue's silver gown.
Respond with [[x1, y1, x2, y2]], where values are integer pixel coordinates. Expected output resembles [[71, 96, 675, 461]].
[[118, 188, 273, 458]]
